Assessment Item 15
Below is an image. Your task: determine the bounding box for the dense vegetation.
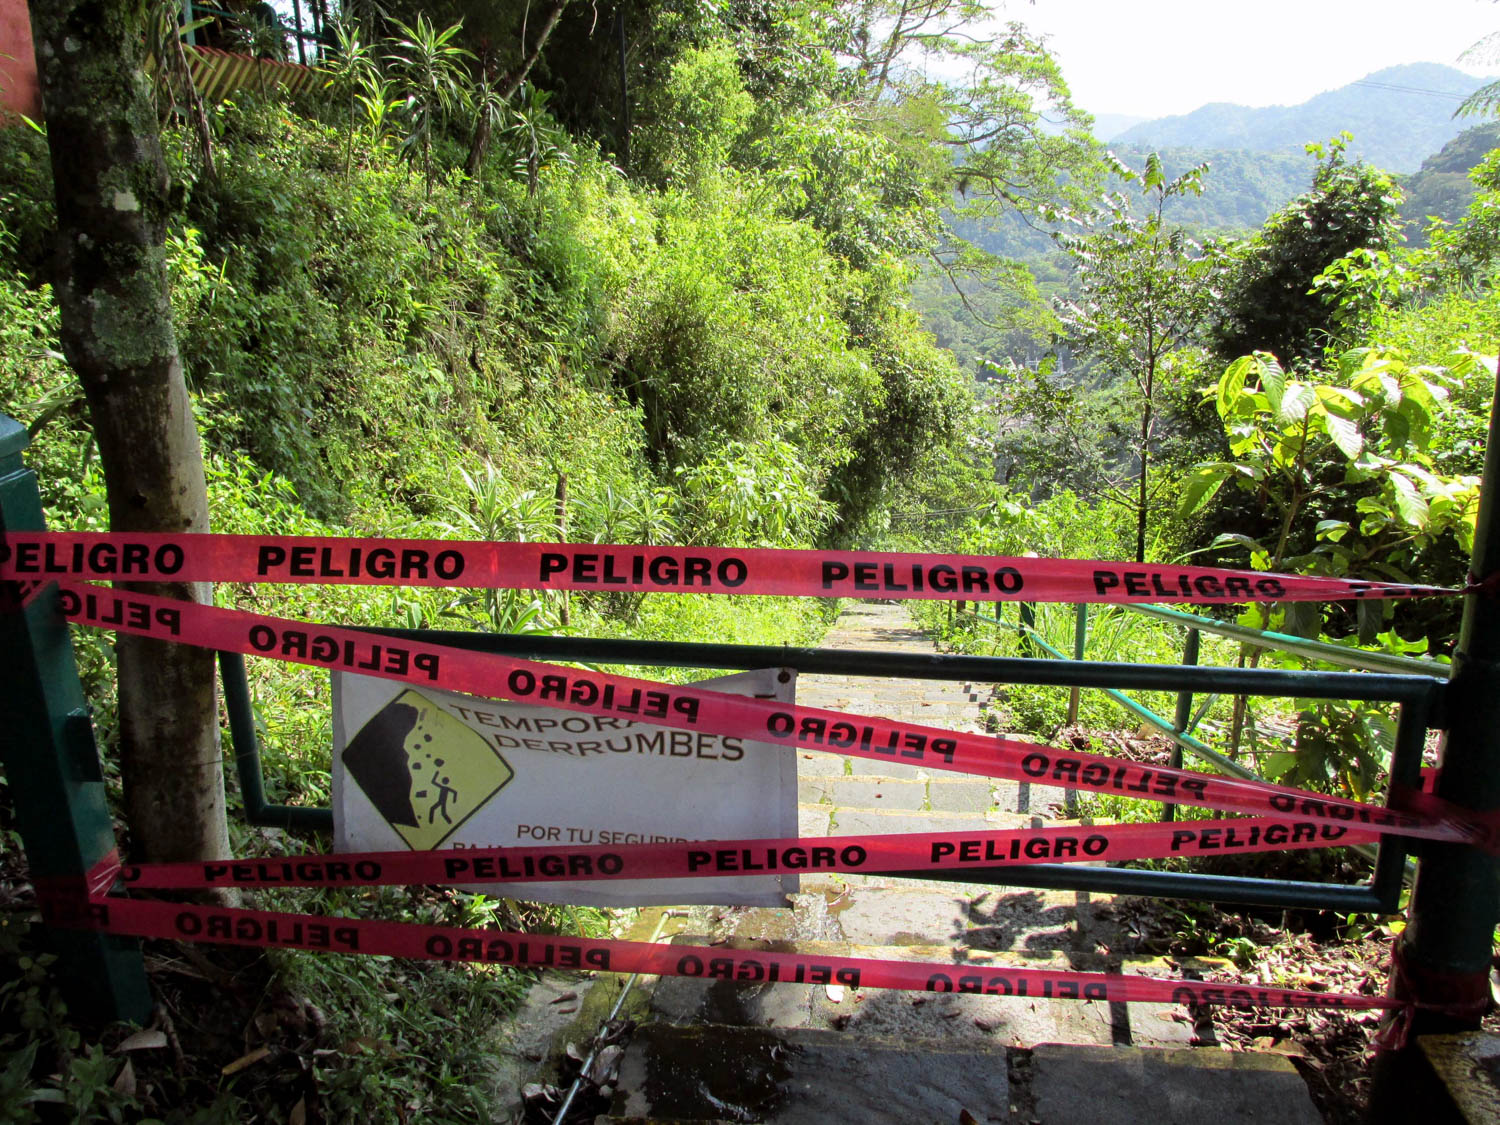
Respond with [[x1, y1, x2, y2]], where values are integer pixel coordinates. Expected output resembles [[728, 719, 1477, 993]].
[[0, 0, 1497, 1118]]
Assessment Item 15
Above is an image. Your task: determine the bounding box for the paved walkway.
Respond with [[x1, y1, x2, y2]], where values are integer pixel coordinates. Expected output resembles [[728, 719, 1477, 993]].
[[653, 600, 1196, 1052], [795, 600, 1073, 845], [495, 602, 1322, 1124]]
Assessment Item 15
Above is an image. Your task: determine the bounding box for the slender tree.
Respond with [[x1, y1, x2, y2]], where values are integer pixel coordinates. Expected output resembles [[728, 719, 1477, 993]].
[[1054, 153, 1221, 563], [464, 0, 570, 179], [28, 0, 230, 864]]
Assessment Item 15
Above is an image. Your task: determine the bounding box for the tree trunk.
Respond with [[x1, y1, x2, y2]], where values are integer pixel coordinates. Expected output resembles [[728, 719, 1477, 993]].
[[464, 0, 568, 180], [464, 105, 492, 179], [497, 0, 569, 102], [29, 0, 230, 865], [1135, 378, 1153, 565]]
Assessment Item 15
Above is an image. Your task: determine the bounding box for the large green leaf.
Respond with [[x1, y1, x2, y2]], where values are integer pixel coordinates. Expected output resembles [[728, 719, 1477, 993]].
[[1314, 519, 1352, 542], [1387, 471, 1430, 527], [1276, 381, 1316, 424], [1258, 355, 1286, 414], [1177, 463, 1232, 517], [1322, 412, 1363, 460], [1217, 356, 1253, 418]]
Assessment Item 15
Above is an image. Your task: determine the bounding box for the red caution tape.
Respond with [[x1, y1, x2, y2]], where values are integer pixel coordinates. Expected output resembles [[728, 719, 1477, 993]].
[[0, 531, 1457, 603], [114, 817, 1384, 890], [49, 882, 1392, 1013], [43, 580, 1487, 848]]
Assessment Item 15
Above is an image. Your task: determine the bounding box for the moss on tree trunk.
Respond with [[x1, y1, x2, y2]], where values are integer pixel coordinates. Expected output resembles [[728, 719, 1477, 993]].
[[29, 0, 229, 865]]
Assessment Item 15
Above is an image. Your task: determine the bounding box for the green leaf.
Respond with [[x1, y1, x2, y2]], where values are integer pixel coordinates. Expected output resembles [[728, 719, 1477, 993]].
[[1387, 471, 1430, 527], [1322, 412, 1363, 459], [1260, 357, 1286, 413], [1314, 519, 1352, 542], [1217, 356, 1252, 418], [1211, 531, 1266, 558], [1177, 463, 1232, 517], [1284, 600, 1322, 639], [1277, 382, 1316, 424], [1262, 751, 1299, 781], [1142, 152, 1165, 192]]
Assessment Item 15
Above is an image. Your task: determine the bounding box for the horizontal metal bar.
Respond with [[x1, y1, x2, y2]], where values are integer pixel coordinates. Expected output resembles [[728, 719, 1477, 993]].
[[1124, 602, 1446, 677], [970, 612, 1420, 886], [359, 627, 1444, 705], [887, 862, 1389, 912], [191, 2, 324, 43]]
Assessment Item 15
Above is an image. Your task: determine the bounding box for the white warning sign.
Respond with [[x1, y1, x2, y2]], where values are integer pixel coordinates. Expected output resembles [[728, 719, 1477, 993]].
[[331, 667, 799, 906]]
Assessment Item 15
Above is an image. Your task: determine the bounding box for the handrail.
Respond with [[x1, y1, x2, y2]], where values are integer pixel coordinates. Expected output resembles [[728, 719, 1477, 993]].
[[1123, 602, 1446, 678], [982, 612, 1258, 781], [964, 604, 1420, 882]]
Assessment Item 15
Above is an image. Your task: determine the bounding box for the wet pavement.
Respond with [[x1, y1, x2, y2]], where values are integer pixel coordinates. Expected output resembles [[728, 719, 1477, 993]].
[[500, 602, 1325, 1124]]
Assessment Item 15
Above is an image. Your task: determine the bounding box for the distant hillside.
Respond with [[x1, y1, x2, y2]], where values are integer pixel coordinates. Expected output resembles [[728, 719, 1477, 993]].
[[1092, 112, 1150, 141], [1106, 145, 1313, 233], [1113, 63, 1492, 174], [1399, 123, 1500, 243], [950, 144, 1315, 268]]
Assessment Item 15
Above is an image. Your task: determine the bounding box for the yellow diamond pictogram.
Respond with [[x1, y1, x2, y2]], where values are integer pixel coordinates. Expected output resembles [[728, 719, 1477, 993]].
[[342, 689, 514, 850]]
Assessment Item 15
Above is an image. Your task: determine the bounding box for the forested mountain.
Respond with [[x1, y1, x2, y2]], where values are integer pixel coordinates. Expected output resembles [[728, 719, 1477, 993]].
[[1093, 111, 1150, 140], [923, 145, 1318, 372], [1114, 63, 1490, 173], [1399, 122, 1500, 241], [919, 120, 1500, 377]]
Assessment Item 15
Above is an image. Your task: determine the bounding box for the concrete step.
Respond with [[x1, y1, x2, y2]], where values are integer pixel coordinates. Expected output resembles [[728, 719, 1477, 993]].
[[642, 920, 1229, 1052], [794, 754, 1077, 816], [1412, 1032, 1500, 1123], [606, 1023, 1011, 1124], [601, 1025, 1324, 1125], [507, 604, 1325, 1121], [799, 798, 1097, 829]]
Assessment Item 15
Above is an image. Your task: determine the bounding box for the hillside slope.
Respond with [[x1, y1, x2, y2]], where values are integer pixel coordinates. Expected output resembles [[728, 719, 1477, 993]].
[[1114, 63, 1489, 173]]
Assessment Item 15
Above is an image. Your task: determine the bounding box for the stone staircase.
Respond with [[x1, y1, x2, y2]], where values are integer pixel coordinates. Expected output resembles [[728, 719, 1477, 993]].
[[496, 602, 1327, 1124]]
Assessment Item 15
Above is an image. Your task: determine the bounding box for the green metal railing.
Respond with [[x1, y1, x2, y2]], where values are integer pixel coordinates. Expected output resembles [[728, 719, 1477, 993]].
[[220, 619, 1441, 916], [1124, 601, 1444, 676], [962, 599, 1436, 876], [0, 417, 151, 1022]]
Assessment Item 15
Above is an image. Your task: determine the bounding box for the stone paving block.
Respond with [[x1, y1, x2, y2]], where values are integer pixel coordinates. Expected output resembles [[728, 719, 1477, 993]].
[[797, 804, 832, 838], [612, 1024, 1011, 1124], [989, 779, 1026, 816], [835, 978, 1114, 1049], [847, 757, 928, 780], [814, 887, 970, 945], [650, 973, 817, 1029], [829, 807, 995, 837], [1029, 1043, 1324, 1124], [795, 751, 847, 777], [821, 777, 927, 811], [796, 777, 834, 805], [1419, 1032, 1500, 1123], [926, 779, 998, 814]]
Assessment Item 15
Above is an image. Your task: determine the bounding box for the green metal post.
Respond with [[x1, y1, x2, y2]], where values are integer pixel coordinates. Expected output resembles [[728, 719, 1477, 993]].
[[1388, 361, 1500, 1028], [290, 0, 305, 66], [1066, 603, 1087, 725], [0, 415, 151, 1023], [1019, 601, 1036, 657], [1164, 628, 1200, 823]]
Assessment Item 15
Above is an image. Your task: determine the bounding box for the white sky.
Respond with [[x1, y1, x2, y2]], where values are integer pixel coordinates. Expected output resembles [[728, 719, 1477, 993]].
[[999, 0, 1500, 120]]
